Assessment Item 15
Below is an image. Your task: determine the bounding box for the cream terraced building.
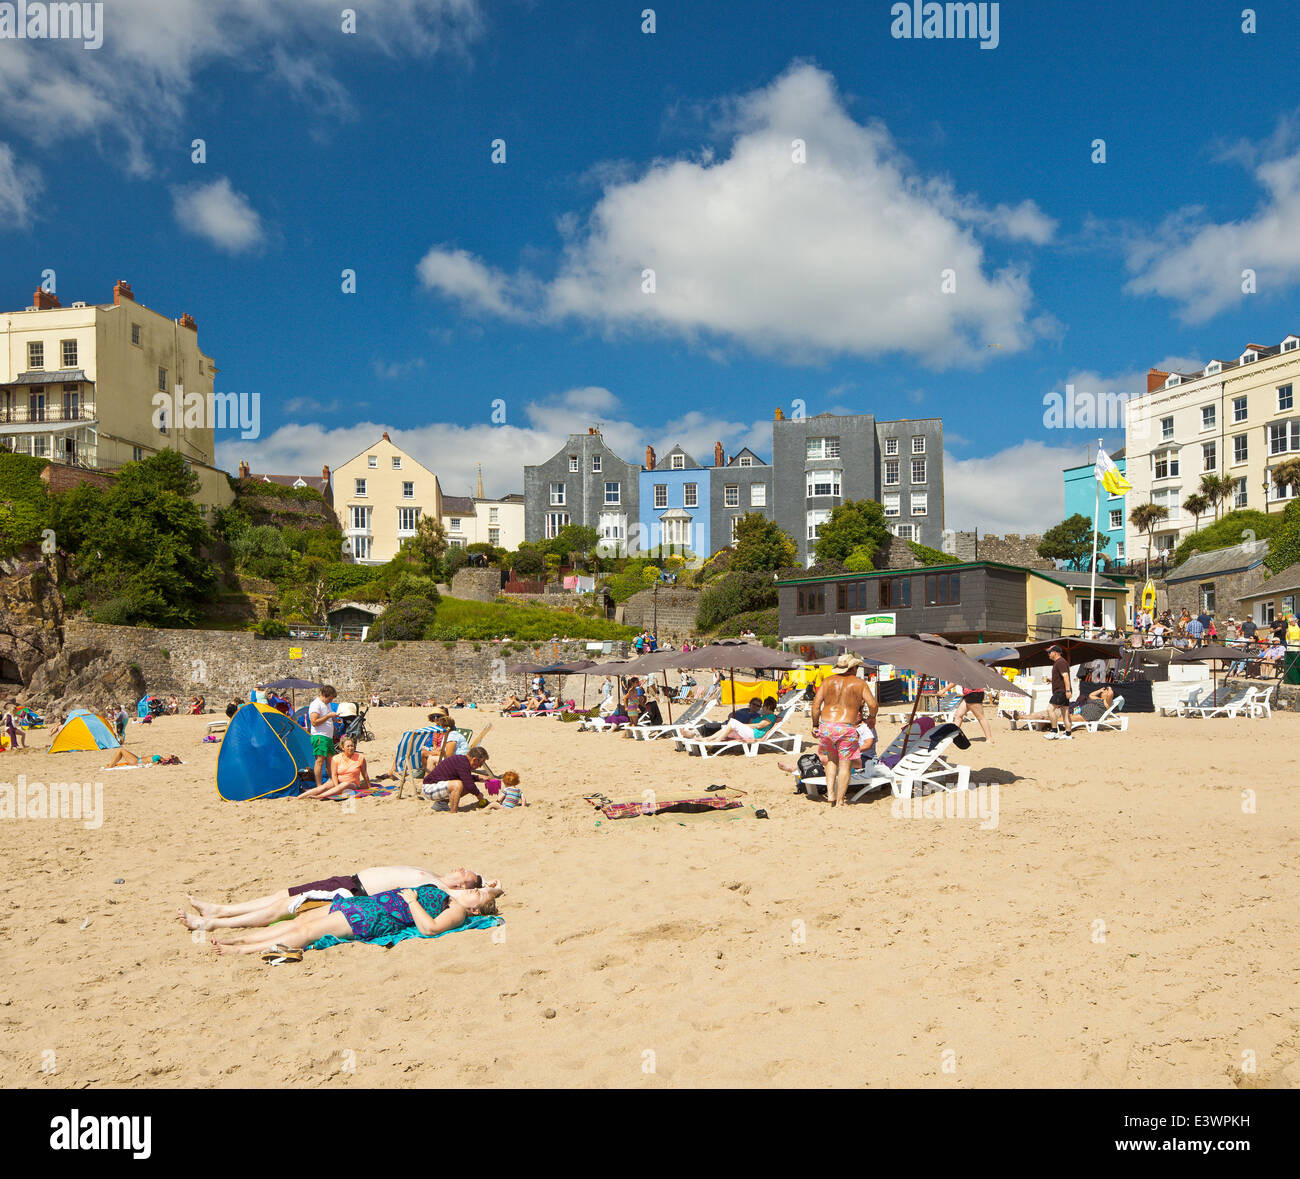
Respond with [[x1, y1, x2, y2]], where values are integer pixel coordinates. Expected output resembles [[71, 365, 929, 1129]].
[[333, 432, 443, 564], [0, 279, 233, 514], [1124, 333, 1300, 559], [442, 492, 525, 551]]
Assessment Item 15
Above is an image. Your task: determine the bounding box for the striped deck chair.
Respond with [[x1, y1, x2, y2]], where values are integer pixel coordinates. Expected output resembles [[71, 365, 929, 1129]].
[[394, 728, 441, 775]]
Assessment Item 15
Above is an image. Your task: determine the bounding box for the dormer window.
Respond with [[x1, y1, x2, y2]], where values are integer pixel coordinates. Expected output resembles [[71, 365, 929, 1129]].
[[1283, 337, 1299, 352], [1241, 351, 1257, 364], [671, 454, 685, 469], [1205, 362, 1221, 376], [1165, 374, 1181, 388], [738, 455, 753, 467]]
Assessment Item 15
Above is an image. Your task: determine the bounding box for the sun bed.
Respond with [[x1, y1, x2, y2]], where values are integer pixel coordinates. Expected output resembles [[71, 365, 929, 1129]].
[[1185, 687, 1255, 719], [628, 685, 720, 740], [674, 698, 803, 759], [802, 722, 972, 802], [1070, 695, 1127, 733]]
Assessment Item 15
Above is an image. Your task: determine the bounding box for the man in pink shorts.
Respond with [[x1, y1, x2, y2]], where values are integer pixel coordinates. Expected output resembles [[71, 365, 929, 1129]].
[[811, 652, 877, 810]]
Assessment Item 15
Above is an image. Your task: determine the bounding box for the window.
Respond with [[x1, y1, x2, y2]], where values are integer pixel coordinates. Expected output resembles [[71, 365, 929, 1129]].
[[806, 509, 832, 540], [911, 458, 927, 484], [367, 455, 377, 467], [670, 454, 685, 470], [1279, 385, 1294, 412], [448, 537, 466, 550], [806, 437, 840, 460], [402, 481, 414, 498], [879, 577, 911, 609], [910, 491, 928, 516], [131, 323, 141, 346], [883, 493, 900, 517], [1202, 441, 1216, 472], [1152, 449, 1180, 480], [884, 459, 899, 486], [488, 527, 500, 546], [352, 536, 370, 560], [1234, 434, 1248, 464], [893, 523, 915, 540], [796, 585, 826, 615], [62, 389, 79, 420], [449, 518, 462, 531], [1151, 487, 1181, 520], [738, 455, 754, 467], [544, 512, 570, 539], [354, 478, 367, 496], [569, 455, 578, 472], [550, 482, 566, 506], [1109, 509, 1123, 531], [683, 483, 698, 508], [1201, 405, 1216, 430], [604, 481, 620, 505], [1200, 584, 1216, 613], [397, 507, 420, 532], [1286, 339, 1300, 352], [392, 456, 401, 469], [350, 506, 371, 530], [1233, 396, 1248, 422], [1270, 421, 1300, 455], [158, 366, 168, 392], [924, 572, 960, 606], [1116, 541, 1125, 559], [750, 483, 766, 507], [836, 581, 870, 611], [132, 446, 143, 462], [1271, 466, 1299, 502], [489, 507, 499, 524], [32, 436, 48, 457], [654, 484, 668, 509], [1161, 416, 1174, 441], [724, 484, 739, 507], [912, 435, 926, 454], [1242, 352, 1257, 364], [27, 341, 43, 369], [592, 454, 602, 473], [885, 437, 898, 456], [61, 339, 77, 368], [598, 513, 624, 541], [730, 516, 742, 543], [806, 469, 841, 497]]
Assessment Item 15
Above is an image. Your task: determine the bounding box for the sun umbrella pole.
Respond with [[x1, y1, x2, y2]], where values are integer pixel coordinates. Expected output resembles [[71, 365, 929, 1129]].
[[662, 670, 673, 724], [899, 672, 923, 758]]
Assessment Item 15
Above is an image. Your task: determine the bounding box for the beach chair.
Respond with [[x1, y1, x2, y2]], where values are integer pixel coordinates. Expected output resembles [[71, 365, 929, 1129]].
[[674, 698, 803, 759], [1070, 695, 1127, 733], [1241, 684, 1275, 718], [1186, 687, 1254, 719], [628, 685, 720, 740], [803, 723, 972, 802]]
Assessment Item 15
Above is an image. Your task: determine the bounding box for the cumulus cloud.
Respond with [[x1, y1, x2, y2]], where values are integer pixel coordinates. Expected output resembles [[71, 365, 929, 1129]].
[[1125, 131, 1300, 322], [0, 142, 40, 227], [943, 441, 1092, 535], [0, 1, 485, 173], [418, 62, 1052, 366], [171, 177, 264, 253]]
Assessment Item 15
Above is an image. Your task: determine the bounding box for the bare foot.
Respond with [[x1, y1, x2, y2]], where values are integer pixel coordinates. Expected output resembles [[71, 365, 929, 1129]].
[[176, 907, 208, 931], [188, 895, 220, 917]]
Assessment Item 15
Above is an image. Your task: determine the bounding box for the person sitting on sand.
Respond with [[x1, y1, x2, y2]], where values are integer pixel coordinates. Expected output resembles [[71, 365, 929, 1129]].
[[298, 736, 370, 800], [3, 703, 27, 749], [421, 746, 490, 813], [480, 770, 526, 810], [451, 694, 468, 708], [179, 864, 495, 931], [208, 882, 503, 957]]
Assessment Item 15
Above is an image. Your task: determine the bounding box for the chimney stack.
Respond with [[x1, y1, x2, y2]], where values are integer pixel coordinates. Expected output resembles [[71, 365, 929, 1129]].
[[32, 288, 61, 310], [322, 465, 330, 482], [645, 445, 656, 470], [113, 280, 134, 305], [178, 312, 197, 331], [714, 441, 724, 467], [238, 460, 250, 478], [382, 431, 391, 441], [774, 406, 784, 420], [1146, 368, 1170, 393]]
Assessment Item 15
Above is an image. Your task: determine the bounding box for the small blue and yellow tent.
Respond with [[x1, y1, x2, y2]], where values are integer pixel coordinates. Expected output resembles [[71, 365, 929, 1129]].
[[215, 702, 317, 801], [48, 708, 121, 753]]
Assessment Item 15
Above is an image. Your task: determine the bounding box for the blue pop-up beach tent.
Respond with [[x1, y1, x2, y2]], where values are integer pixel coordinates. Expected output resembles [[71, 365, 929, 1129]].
[[215, 702, 318, 800]]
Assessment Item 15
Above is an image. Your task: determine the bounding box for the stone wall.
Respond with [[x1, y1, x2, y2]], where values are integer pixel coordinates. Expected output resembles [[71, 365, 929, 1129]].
[[59, 620, 622, 705], [450, 567, 505, 602], [951, 532, 1052, 569], [39, 463, 115, 495], [620, 587, 701, 638], [1164, 566, 1272, 622]]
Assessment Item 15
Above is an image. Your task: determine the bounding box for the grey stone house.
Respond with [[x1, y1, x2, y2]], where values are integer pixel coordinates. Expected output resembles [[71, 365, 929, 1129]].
[[524, 427, 641, 549], [1163, 540, 1271, 621], [709, 445, 775, 550]]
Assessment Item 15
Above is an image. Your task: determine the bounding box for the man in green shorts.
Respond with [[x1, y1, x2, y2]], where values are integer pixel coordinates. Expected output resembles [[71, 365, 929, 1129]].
[[308, 685, 338, 788]]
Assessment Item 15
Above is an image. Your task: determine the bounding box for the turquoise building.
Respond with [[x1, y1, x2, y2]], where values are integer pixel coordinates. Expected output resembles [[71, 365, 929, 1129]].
[[1063, 448, 1126, 566]]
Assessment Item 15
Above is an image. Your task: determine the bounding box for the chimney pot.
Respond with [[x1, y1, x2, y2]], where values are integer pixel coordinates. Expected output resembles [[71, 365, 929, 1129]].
[[713, 441, 725, 467], [32, 288, 62, 310], [113, 279, 134, 305], [1146, 368, 1170, 394], [178, 312, 197, 331], [382, 431, 391, 442], [322, 465, 330, 481]]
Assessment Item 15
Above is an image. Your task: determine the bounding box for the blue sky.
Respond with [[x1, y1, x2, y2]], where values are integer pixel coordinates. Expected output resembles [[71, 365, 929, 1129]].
[[3, 0, 1298, 532]]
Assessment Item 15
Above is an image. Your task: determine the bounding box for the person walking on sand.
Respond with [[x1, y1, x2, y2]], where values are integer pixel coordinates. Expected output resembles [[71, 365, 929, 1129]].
[[952, 683, 994, 744], [811, 653, 876, 810], [1044, 645, 1073, 740]]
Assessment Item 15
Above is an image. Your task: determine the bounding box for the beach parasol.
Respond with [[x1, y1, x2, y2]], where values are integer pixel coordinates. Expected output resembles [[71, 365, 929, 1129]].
[[673, 641, 801, 715], [985, 638, 1123, 669], [258, 677, 323, 711]]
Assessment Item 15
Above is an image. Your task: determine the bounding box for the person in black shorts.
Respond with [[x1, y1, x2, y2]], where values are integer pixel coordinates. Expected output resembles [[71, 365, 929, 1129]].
[[1045, 645, 1073, 740], [952, 683, 993, 743]]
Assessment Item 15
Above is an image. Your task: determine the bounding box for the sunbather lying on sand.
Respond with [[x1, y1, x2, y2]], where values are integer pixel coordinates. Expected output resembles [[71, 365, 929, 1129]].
[[179, 864, 496, 931], [209, 883, 503, 956]]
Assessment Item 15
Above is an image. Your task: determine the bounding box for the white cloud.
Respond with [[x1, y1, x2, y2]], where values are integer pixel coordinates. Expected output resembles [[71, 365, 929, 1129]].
[[1125, 142, 1300, 322], [0, 142, 40, 226], [418, 62, 1051, 366], [171, 177, 264, 253], [943, 441, 1092, 535], [371, 357, 427, 381], [0, 1, 485, 173]]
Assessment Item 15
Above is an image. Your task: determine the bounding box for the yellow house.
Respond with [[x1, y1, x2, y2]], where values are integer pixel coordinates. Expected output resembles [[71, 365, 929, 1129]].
[[334, 432, 442, 564], [0, 280, 233, 514], [1024, 568, 1135, 639]]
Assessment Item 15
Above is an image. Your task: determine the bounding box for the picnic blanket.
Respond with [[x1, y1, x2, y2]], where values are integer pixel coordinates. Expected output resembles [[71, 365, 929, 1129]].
[[308, 913, 502, 950], [583, 792, 744, 819], [328, 782, 400, 800]]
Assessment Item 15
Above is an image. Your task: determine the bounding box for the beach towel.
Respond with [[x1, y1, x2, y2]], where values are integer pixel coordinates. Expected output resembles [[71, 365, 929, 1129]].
[[327, 783, 400, 800], [307, 913, 502, 950], [584, 793, 744, 819]]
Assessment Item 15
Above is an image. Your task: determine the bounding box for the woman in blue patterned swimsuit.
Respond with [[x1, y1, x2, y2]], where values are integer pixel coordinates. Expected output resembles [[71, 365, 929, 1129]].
[[211, 883, 502, 956]]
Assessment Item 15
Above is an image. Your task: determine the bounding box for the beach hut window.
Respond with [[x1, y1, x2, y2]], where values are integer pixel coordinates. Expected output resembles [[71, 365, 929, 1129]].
[[1233, 396, 1248, 422], [654, 484, 668, 509], [884, 459, 899, 485]]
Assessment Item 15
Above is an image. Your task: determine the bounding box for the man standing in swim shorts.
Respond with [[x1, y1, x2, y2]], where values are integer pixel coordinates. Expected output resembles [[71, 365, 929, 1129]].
[[812, 653, 876, 810]]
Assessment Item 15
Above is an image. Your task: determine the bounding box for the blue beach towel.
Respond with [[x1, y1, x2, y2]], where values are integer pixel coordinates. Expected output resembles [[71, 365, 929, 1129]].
[[308, 913, 502, 951]]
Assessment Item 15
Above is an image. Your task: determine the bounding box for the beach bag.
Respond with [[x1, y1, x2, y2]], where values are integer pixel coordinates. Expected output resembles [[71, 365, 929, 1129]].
[[796, 752, 823, 780]]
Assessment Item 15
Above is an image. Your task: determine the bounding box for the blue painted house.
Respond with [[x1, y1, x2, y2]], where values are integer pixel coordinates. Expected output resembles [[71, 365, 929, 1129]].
[[638, 444, 711, 557], [1063, 448, 1126, 566]]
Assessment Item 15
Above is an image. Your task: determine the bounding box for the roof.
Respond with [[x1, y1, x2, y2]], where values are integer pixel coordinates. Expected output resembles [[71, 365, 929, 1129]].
[[477, 492, 524, 504], [1038, 568, 1127, 593], [334, 434, 438, 479], [249, 472, 329, 493], [727, 447, 769, 467], [1164, 540, 1270, 583], [1237, 562, 1300, 601], [328, 600, 383, 616], [6, 369, 89, 385], [655, 445, 702, 470], [776, 560, 1131, 596], [442, 495, 474, 514]]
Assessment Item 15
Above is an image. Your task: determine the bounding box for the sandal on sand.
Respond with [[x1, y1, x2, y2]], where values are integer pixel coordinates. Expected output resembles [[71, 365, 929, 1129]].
[[261, 944, 303, 965]]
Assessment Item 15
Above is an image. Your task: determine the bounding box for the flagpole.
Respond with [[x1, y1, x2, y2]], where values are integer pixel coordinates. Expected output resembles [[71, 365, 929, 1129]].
[[1087, 437, 1102, 638]]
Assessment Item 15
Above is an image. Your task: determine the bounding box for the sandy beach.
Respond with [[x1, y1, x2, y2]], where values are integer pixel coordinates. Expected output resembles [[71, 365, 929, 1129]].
[[1, 703, 1296, 1089]]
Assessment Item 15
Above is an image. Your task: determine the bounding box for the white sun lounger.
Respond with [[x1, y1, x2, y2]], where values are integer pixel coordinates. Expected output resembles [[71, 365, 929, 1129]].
[[803, 725, 971, 802], [627, 685, 720, 740], [674, 698, 803, 759]]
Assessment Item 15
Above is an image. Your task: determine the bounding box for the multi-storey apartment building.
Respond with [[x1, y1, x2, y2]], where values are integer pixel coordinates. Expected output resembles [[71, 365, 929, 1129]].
[[524, 427, 641, 549], [334, 432, 441, 563], [0, 280, 233, 513], [1124, 334, 1300, 559]]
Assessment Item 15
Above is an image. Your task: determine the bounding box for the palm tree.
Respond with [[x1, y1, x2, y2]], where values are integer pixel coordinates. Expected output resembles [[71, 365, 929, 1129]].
[[1182, 492, 1210, 534], [1199, 472, 1232, 521], [1270, 457, 1300, 508], [1129, 502, 1170, 578]]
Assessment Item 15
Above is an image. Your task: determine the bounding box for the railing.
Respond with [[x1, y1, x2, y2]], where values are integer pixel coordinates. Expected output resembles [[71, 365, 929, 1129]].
[[0, 403, 96, 424]]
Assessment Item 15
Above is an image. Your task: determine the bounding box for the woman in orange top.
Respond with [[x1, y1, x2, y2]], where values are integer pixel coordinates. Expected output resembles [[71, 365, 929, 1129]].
[[301, 736, 370, 800]]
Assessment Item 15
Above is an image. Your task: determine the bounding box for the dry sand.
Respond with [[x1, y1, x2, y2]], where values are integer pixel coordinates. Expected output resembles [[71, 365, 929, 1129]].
[[1, 702, 1296, 1089]]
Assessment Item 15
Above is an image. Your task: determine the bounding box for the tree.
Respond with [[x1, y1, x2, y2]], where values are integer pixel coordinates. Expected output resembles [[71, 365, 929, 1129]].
[[403, 517, 447, 572], [813, 500, 891, 567], [510, 545, 546, 577], [1182, 493, 1210, 535], [731, 512, 797, 572], [548, 524, 599, 564], [1036, 513, 1110, 570], [1265, 498, 1300, 574], [232, 525, 293, 581], [1270, 457, 1300, 504], [1199, 472, 1232, 521], [366, 596, 438, 641], [1129, 502, 1170, 578]]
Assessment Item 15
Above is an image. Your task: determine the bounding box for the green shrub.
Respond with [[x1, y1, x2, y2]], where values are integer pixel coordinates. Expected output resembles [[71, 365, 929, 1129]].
[[697, 571, 777, 631], [1171, 509, 1279, 567], [255, 618, 290, 638], [712, 608, 779, 638], [367, 597, 439, 641]]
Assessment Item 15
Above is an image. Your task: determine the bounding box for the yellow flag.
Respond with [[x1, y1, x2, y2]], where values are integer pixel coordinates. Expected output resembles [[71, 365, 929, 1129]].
[[1094, 447, 1131, 495]]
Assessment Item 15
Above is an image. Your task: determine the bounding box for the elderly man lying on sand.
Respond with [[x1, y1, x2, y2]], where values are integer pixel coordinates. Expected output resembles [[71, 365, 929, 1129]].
[[178, 864, 496, 931], [210, 881, 503, 958]]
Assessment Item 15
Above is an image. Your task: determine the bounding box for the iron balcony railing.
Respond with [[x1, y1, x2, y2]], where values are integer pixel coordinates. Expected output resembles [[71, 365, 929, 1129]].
[[0, 402, 96, 424]]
